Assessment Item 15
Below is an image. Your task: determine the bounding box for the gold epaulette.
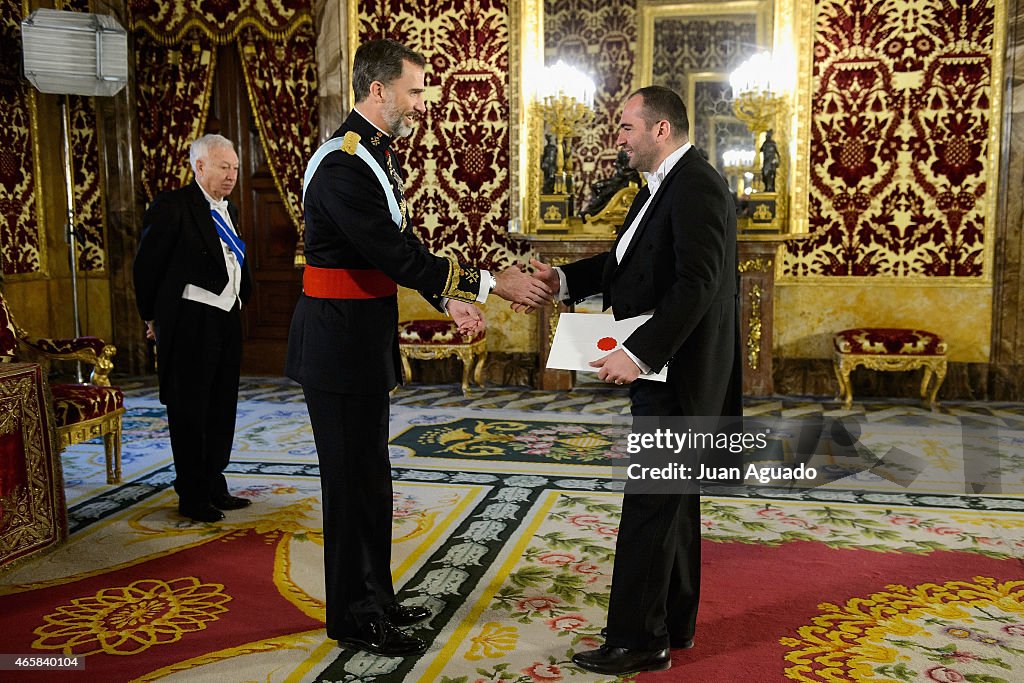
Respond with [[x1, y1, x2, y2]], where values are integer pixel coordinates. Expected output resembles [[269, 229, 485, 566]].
[[341, 131, 360, 155]]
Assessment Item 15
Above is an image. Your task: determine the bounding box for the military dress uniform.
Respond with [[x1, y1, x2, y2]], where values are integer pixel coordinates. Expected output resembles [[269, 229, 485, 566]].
[[286, 110, 483, 645]]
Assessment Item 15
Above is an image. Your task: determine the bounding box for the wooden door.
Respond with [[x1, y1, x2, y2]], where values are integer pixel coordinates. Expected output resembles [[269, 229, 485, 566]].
[[205, 46, 302, 375]]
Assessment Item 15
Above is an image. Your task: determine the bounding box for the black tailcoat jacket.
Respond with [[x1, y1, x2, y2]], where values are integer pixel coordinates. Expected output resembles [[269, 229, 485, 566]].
[[133, 181, 253, 404], [286, 111, 482, 394], [560, 146, 742, 416]]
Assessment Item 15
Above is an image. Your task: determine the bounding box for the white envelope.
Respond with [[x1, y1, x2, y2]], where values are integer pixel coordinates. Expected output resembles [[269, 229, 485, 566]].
[[546, 312, 668, 382]]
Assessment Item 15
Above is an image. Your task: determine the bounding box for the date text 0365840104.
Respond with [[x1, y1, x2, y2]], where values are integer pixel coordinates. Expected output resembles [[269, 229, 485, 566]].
[[0, 655, 85, 671]]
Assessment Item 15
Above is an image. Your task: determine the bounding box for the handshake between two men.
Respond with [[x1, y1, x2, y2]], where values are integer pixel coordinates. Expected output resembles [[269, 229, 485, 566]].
[[448, 258, 644, 387], [445, 258, 560, 336]]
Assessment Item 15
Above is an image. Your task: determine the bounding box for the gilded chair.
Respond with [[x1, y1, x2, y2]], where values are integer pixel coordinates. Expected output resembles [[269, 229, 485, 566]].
[[398, 319, 487, 395], [0, 291, 125, 484], [833, 327, 948, 410]]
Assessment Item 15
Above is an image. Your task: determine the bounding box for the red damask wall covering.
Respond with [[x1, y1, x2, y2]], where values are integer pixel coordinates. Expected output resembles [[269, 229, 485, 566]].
[[358, 0, 638, 255], [0, 0, 106, 278], [359, 0, 527, 269], [0, 0, 43, 277], [129, 0, 317, 243], [546, 0, 994, 281], [784, 0, 993, 278]]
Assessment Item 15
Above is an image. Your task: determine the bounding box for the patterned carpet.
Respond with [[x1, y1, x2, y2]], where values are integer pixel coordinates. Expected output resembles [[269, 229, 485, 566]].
[[1, 378, 1022, 682]]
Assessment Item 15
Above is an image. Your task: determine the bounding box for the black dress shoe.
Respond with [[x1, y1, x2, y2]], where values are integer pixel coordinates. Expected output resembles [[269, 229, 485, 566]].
[[334, 618, 428, 657], [178, 504, 225, 523], [211, 494, 251, 511], [385, 603, 431, 627], [572, 645, 670, 675], [598, 627, 693, 649]]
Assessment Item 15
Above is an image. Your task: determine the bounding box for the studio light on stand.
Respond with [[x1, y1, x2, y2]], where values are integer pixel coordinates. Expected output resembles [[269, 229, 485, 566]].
[[21, 9, 128, 382]]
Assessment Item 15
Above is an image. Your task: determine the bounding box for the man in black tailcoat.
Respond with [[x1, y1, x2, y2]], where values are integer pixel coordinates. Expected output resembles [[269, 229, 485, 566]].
[[529, 86, 742, 675], [134, 134, 254, 524]]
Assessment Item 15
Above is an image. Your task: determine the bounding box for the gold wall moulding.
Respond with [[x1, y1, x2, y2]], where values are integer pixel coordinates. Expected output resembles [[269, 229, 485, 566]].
[[738, 257, 773, 273], [746, 282, 762, 370]]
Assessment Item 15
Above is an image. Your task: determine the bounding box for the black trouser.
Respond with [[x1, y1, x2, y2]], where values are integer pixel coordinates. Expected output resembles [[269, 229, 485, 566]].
[[605, 380, 701, 651], [163, 300, 241, 507], [302, 386, 395, 637]]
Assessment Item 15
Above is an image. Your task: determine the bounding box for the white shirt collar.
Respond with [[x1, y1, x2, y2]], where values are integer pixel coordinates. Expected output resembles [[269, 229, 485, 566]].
[[643, 142, 691, 196], [198, 184, 228, 212]]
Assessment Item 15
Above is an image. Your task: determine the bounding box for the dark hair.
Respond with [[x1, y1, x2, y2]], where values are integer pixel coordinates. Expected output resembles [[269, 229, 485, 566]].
[[631, 85, 689, 139], [352, 39, 427, 102]]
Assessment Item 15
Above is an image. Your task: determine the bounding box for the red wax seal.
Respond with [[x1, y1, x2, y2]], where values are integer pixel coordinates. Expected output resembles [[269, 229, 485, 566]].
[[597, 336, 618, 351]]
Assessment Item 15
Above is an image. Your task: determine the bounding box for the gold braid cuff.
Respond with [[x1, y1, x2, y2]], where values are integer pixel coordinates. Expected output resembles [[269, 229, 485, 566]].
[[441, 256, 479, 303]]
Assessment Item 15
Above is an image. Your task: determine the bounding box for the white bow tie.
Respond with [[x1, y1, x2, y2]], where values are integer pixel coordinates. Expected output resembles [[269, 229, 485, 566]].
[[209, 198, 228, 212], [645, 170, 665, 195]]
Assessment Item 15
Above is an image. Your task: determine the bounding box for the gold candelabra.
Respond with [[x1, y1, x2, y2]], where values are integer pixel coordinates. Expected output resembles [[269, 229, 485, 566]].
[[530, 60, 595, 231], [539, 94, 593, 194], [731, 87, 784, 190], [730, 87, 787, 230], [729, 50, 793, 232], [732, 89, 782, 142]]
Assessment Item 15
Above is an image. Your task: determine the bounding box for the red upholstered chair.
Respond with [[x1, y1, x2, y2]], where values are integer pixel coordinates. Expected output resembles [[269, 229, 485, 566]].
[[398, 319, 487, 395], [833, 328, 948, 410], [0, 292, 125, 484]]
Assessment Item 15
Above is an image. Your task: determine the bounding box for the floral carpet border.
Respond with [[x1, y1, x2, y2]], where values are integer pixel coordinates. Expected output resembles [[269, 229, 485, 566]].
[[66, 463, 1024, 535]]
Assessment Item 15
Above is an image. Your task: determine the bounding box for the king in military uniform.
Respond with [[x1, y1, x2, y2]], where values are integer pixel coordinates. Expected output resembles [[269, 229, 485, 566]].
[[286, 39, 551, 657]]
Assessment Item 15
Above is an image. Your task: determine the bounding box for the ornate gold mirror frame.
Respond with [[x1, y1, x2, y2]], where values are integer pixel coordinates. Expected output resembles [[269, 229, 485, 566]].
[[508, 0, 813, 236], [508, 0, 545, 235], [775, 0, 814, 235], [635, 0, 813, 234], [636, 1, 772, 111]]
